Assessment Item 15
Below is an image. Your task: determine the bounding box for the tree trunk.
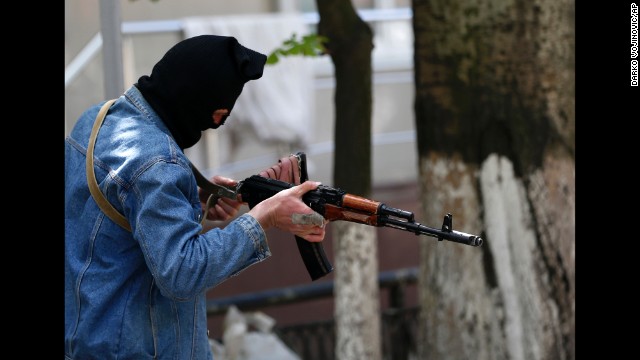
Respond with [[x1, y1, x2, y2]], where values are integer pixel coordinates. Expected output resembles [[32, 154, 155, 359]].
[[316, 1, 380, 359], [412, 0, 575, 359]]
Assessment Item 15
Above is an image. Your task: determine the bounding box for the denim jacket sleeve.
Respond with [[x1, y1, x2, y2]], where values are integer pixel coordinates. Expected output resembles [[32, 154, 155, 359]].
[[129, 159, 271, 300]]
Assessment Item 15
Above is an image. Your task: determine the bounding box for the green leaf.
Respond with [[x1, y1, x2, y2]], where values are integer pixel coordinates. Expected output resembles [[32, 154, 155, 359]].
[[266, 33, 328, 65]]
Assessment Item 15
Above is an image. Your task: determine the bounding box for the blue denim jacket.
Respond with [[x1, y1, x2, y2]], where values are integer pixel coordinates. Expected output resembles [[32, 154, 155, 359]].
[[65, 86, 271, 360]]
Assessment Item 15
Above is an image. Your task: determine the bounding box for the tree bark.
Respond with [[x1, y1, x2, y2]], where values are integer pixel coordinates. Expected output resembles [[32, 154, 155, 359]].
[[412, 0, 575, 359], [315, 1, 380, 359]]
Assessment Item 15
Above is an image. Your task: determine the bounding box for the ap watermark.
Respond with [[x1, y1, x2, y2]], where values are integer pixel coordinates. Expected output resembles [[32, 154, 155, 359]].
[[632, 3, 638, 86]]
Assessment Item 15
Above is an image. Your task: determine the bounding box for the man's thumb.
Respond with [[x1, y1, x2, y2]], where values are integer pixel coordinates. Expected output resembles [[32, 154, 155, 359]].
[[297, 180, 321, 195]]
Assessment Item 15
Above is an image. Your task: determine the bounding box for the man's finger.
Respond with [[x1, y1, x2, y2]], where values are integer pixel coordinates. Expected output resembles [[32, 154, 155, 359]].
[[212, 175, 238, 187]]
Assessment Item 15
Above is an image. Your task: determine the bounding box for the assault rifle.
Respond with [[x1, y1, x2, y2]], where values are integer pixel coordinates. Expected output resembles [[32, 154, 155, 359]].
[[193, 154, 483, 281]]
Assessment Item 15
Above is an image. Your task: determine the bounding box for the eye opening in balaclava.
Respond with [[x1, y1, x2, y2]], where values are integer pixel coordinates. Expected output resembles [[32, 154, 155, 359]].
[[135, 35, 267, 149]]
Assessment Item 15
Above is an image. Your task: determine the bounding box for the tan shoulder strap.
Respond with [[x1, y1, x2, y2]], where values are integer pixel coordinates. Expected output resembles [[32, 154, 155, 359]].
[[86, 99, 132, 232]]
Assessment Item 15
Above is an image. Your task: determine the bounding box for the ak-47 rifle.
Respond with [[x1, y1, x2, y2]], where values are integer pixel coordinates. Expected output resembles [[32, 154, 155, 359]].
[[192, 152, 483, 281]]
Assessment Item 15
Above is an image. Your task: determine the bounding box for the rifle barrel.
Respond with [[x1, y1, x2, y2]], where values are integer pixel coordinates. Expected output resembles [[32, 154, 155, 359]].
[[381, 217, 483, 247]]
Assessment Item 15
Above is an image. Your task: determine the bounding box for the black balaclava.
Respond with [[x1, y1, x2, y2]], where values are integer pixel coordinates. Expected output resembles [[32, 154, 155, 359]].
[[136, 35, 267, 149]]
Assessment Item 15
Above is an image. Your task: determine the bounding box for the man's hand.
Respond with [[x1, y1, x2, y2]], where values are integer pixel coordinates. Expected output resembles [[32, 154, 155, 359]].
[[198, 176, 242, 221], [247, 180, 327, 242]]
